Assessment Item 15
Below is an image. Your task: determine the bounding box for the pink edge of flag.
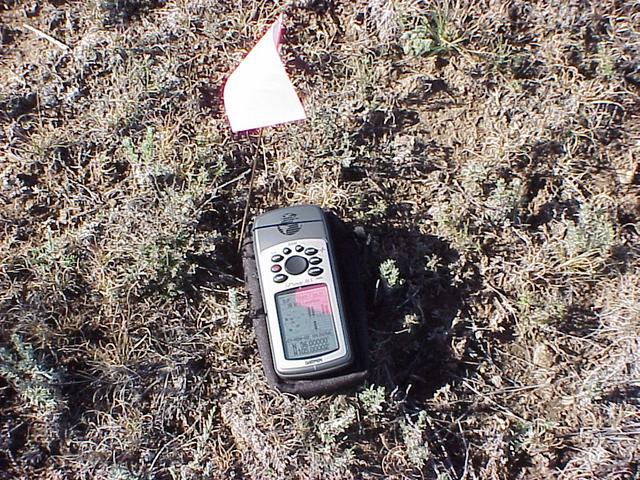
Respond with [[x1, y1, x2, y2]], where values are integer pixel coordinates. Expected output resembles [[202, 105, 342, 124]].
[[223, 15, 307, 133]]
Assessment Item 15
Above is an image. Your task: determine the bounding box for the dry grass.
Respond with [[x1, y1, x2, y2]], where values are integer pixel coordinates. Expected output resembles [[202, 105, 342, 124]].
[[1, 0, 639, 478]]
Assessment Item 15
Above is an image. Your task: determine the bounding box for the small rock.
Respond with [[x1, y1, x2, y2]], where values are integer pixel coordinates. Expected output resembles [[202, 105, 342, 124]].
[[23, 446, 46, 467], [41, 85, 60, 109], [618, 60, 640, 86], [7, 123, 28, 145], [65, 87, 82, 104], [624, 70, 640, 87], [298, 0, 333, 13], [2, 174, 16, 191], [0, 25, 16, 45], [24, 1, 40, 18], [47, 9, 65, 30], [1, 92, 38, 120], [17, 173, 38, 187], [400, 76, 447, 105]]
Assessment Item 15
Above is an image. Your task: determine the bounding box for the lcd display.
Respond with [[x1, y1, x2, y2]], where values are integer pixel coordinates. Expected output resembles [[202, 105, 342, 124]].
[[275, 284, 339, 360]]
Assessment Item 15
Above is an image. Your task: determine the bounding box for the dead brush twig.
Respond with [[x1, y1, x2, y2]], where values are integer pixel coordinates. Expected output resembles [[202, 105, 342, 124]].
[[21, 23, 70, 51], [237, 130, 263, 253]]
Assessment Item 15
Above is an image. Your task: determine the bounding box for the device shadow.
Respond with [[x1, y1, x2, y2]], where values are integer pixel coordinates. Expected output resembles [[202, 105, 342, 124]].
[[359, 224, 480, 404]]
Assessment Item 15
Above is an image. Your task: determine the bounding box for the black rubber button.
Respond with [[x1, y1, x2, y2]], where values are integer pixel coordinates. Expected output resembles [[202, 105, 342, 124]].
[[274, 274, 288, 283], [285, 255, 308, 275], [271, 254, 283, 262], [295, 245, 304, 252], [308, 267, 323, 276], [271, 264, 282, 273], [304, 247, 318, 255], [309, 257, 322, 265], [283, 248, 291, 255]]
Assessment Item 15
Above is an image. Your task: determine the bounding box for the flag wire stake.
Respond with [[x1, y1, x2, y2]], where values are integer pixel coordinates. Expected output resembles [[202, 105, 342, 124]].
[[237, 129, 264, 253]]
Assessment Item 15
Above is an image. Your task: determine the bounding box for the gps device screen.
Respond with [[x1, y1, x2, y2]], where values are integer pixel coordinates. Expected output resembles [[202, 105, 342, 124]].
[[275, 284, 339, 360]]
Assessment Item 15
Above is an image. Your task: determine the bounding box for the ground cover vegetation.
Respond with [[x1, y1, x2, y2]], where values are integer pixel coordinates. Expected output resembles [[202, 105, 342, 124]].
[[1, 0, 639, 478]]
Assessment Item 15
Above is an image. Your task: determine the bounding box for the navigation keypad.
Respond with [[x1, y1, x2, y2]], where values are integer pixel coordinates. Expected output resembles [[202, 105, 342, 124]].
[[270, 243, 327, 283]]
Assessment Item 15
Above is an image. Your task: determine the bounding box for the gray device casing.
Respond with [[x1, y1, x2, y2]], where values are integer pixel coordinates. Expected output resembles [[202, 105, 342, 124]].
[[252, 205, 353, 379]]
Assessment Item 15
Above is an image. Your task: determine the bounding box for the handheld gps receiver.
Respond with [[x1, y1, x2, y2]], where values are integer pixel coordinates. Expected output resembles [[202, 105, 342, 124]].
[[252, 205, 353, 379]]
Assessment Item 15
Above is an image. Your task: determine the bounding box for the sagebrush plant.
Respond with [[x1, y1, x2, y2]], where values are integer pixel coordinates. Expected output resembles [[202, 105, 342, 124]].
[[564, 203, 615, 258], [402, 312, 421, 333], [317, 400, 357, 445], [227, 287, 247, 327], [357, 384, 386, 416], [171, 406, 219, 477], [424, 253, 441, 272], [486, 36, 515, 73], [459, 161, 488, 195], [124, 126, 175, 188], [516, 289, 568, 326], [379, 258, 405, 288], [93, 186, 202, 298], [400, 410, 430, 468], [597, 46, 615, 79], [0, 334, 64, 425], [105, 465, 138, 480], [353, 196, 389, 220], [28, 228, 78, 274], [138, 230, 193, 295], [484, 177, 523, 224], [432, 198, 480, 253]]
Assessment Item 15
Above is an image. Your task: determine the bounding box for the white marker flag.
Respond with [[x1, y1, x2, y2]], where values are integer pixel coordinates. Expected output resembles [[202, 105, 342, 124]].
[[223, 15, 306, 133]]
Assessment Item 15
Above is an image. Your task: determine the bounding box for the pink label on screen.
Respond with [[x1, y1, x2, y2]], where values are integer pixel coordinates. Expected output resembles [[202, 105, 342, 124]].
[[294, 285, 331, 315]]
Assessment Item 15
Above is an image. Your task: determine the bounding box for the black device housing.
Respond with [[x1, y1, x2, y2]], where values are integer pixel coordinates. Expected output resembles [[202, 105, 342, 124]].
[[242, 209, 369, 397]]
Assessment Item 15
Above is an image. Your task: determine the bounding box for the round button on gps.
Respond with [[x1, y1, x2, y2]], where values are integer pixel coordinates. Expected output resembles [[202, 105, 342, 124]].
[[273, 274, 288, 283], [284, 255, 308, 275]]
